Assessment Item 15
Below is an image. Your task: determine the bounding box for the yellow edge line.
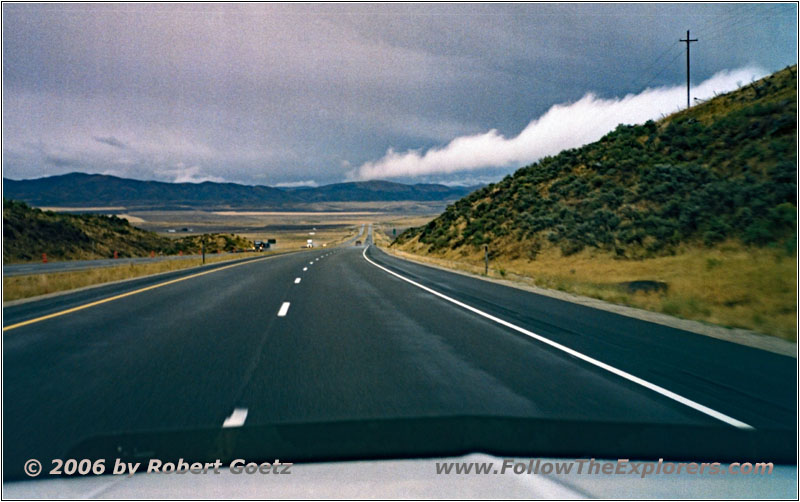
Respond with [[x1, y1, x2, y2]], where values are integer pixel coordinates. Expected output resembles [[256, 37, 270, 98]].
[[3, 255, 279, 332]]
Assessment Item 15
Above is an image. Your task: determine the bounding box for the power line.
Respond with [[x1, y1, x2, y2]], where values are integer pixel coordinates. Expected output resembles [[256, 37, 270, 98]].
[[703, 4, 787, 40], [638, 40, 681, 77], [635, 5, 788, 95], [638, 47, 685, 92], [632, 41, 682, 91], [700, 6, 746, 35]]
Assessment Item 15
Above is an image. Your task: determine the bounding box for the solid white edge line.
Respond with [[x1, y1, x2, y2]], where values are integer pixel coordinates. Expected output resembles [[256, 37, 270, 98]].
[[222, 407, 248, 428], [294, 278, 301, 284], [361, 245, 754, 430], [277, 302, 291, 317]]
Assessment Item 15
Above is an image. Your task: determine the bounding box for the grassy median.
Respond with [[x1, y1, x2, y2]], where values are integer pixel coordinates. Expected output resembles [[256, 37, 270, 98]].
[[4, 252, 276, 302]]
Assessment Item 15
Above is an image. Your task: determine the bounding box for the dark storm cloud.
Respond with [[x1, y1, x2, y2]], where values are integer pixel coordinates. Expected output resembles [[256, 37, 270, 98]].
[[2, 3, 796, 185], [93, 136, 128, 149]]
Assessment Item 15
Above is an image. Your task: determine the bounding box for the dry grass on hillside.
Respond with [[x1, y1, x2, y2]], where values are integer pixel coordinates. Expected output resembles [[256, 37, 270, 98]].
[[391, 235, 796, 341]]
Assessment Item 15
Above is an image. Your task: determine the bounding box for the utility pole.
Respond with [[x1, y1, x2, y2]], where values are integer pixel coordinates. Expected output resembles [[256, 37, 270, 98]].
[[680, 30, 698, 108]]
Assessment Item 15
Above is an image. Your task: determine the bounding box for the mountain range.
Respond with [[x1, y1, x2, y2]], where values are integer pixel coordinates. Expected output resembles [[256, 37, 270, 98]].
[[2, 173, 479, 209]]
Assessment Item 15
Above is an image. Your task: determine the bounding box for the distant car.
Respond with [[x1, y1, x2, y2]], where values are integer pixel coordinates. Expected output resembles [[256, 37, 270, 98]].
[[355, 240, 362, 246], [254, 240, 269, 251], [307, 239, 314, 248]]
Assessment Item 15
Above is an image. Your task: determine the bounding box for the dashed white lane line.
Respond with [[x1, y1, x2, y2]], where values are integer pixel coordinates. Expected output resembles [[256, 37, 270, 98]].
[[309, 261, 314, 265], [222, 408, 248, 428], [303, 267, 308, 271], [294, 277, 301, 284], [361, 245, 754, 431], [277, 302, 291, 317]]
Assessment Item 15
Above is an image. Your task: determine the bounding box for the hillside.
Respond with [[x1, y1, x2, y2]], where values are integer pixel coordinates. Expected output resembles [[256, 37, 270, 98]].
[[2, 173, 476, 209], [391, 65, 797, 340], [396, 66, 796, 258], [3, 199, 252, 262]]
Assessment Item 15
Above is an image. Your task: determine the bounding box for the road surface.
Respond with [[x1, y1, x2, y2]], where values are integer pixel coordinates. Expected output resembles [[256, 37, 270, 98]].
[[3, 224, 795, 479]]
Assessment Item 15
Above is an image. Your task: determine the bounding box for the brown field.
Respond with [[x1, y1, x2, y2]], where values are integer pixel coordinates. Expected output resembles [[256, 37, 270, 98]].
[[212, 211, 381, 216], [38, 206, 127, 212], [126, 208, 441, 251]]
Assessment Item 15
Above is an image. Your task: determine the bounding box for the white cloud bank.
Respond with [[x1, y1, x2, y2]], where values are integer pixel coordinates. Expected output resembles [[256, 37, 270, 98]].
[[274, 180, 319, 188], [169, 166, 225, 184], [354, 67, 767, 180]]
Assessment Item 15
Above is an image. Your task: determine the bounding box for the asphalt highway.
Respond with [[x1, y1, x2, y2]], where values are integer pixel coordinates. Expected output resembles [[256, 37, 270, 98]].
[[3, 224, 795, 479]]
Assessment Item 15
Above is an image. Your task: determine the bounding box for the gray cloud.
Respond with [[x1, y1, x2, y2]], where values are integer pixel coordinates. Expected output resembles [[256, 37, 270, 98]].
[[44, 155, 80, 168], [2, 3, 796, 185], [93, 136, 128, 149]]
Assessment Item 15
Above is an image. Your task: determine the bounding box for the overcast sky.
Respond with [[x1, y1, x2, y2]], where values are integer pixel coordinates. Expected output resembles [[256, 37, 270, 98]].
[[2, 3, 796, 186]]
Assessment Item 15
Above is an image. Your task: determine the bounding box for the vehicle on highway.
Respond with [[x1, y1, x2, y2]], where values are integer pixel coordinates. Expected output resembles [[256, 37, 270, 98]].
[[253, 240, 269, 251]]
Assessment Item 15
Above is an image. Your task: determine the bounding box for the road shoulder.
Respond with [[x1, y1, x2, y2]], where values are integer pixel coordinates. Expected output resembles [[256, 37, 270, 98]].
[[375, 245, 797, 358]]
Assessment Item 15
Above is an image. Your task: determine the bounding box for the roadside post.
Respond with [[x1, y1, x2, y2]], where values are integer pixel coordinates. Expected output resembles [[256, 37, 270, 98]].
[[42, 253, 47, 263], [484, 244, 489, 276], [201, 238, 206, 265]]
